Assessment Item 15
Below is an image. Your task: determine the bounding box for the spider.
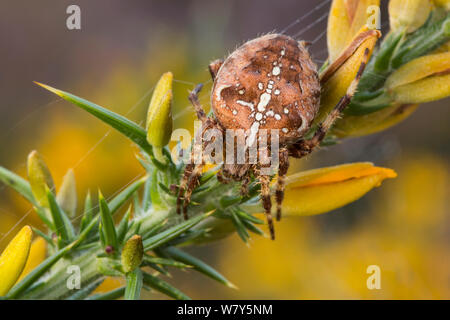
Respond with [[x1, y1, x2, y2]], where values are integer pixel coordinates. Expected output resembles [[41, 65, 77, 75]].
[[176, 33, 369, 240]]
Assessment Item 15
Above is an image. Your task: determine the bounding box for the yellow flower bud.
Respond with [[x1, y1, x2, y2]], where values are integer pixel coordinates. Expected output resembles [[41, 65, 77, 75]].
[[387, 52, 450, 103], [391, 73, 450, 103], [0, 226, 32, 296], [18, 237, 47, 282], [318, 27, 381, 123], [433, 0, 450, 10], [328, 0, 380, 62], [56, 169, 77, 218], [281, 163, 396, 216], [387, 52, 450, 88], [332, 103, 419, 137], [146, 72, 173, 163], [121, 235, 143, 274], [27, 150, 55, 208], [389, 0, 432, 33]]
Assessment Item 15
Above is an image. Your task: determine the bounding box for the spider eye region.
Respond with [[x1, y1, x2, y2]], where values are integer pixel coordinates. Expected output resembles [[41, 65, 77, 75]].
[[211, 33, 321, 144]]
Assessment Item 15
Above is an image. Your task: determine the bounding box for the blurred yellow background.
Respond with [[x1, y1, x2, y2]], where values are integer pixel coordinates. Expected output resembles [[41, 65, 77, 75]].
[[0, 0, 448, 299]]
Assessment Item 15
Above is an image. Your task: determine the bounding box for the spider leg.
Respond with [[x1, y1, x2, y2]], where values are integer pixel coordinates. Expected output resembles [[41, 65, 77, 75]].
[[182, 162, 204, 216], [306, 48, 370, 150], [178, 88, 219, 218], [181, 132, 223, 216], [275, 147, 289, 221], [240, 172, 252, 196], [177, 139, 208, 218], [217, 167, 232, 184], [177, 162, 195, 219], [188, 84, 208, 122], [258, 171, 275, 240], [208, 59, 224, 81], [176, 125, 207, 218]]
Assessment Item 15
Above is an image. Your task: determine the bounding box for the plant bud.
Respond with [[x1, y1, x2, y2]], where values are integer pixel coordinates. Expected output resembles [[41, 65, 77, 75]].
[[0, 226, 32, 296], [242, 163, 397, 217], [391, 74, 450, 103], [318, 26, 380, 123], [18, 237, 47, 282], [387, 51, 450, 88], [146, 72, 173, 163], [328, 0, 380, 62], [121, 235, 143, 273], [332, 103, 419, 137], [56, 169, 77, 218], [433, 0, 450, 10], [27, 150, 55, 208], [387, 52, 450, 103], [279, 163, 396, 216], [389, 0, 432, 33]]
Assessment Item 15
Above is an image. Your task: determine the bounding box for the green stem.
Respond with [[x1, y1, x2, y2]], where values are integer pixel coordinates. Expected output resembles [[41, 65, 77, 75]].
[[19, 247, 102, 299], [15, 208, 172, 300], [124, 269, 143, 300]]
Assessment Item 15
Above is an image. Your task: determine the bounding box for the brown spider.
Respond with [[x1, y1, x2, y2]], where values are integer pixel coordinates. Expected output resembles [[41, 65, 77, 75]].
[[176, 33, 369, 240]]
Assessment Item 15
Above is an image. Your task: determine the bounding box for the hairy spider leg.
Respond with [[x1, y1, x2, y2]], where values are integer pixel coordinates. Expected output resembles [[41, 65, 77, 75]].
[[209, 59, 224, 81], [240, 172, 252, 196], [182, 162, 204, 216], [177, 161, 195, 219], [217, 167, 232, 184], [188, 83, 207, 122], [275, 147, 290, 221], [176, 84, 208, 218], [258, 170, 275, 240]]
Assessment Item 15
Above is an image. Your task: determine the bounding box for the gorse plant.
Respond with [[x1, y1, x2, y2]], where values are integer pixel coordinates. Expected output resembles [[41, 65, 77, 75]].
[[0, 0, 449, 300]]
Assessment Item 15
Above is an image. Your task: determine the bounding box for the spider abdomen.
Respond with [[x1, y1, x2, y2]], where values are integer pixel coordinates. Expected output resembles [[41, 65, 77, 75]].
[[211, 33, 320, 145]]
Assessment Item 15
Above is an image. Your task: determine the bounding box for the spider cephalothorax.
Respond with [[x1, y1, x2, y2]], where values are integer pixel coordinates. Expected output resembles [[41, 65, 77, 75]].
[[177, 33, 369, 240]]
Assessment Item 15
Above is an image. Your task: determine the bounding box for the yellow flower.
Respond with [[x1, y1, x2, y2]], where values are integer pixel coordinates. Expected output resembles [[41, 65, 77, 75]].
[[318, 26, 381, 123], [18, 237, 47, 282], [392, 74, 450, 103], [332, 103, 419, 137], [146, 72, 173, 163], [389, 0, 432, 33], [386, 52, 450, 88], [327, 0, 380, 62], [433, 0, 450, 10], [0, 226, 33, 296], [386, 52, 450, 103], [202, 164, 217, 172], [281, 162, 397, 216]]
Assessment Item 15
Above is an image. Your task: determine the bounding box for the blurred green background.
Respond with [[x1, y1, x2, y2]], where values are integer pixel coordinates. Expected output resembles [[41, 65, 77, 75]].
[[0, 0, 448, 299]]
